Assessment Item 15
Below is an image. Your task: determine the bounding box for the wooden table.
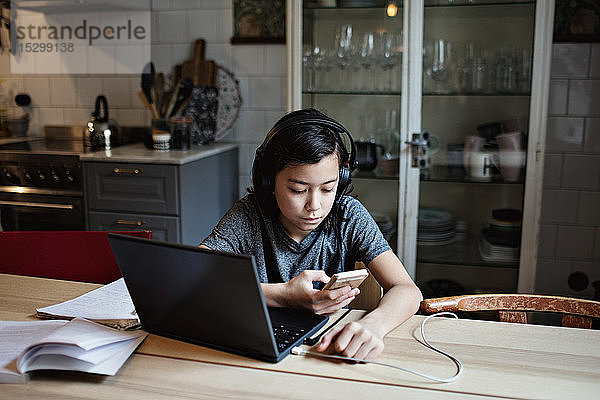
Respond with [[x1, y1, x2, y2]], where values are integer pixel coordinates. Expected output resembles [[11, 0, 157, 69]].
[[1, 273, 599, 399]]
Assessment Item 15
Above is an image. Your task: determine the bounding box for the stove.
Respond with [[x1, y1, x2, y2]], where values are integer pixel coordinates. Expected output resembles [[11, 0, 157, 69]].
[[0, 138, 84, 195], [0, 127, 94, 230]]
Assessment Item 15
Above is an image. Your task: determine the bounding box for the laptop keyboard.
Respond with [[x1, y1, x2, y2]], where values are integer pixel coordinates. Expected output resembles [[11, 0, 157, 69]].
[[272, 323, 306, 351]]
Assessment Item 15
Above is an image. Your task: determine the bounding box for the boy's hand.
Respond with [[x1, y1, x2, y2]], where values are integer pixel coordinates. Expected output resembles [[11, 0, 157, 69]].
[[283, 270, 359, 314]]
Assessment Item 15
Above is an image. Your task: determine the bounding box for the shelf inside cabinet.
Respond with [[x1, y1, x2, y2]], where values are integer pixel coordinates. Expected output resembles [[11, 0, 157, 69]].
[[303, 90, 402, 96], [304, 0, 534, 10], [420, 166, 524, 184], [417, 238, 519, 268]]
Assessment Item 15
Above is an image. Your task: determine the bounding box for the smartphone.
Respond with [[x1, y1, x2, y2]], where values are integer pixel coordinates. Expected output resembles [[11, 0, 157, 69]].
[[322, 269, 369, 290]]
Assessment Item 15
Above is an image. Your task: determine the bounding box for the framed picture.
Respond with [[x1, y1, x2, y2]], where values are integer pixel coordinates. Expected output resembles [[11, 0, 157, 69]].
[[231, 0, 285, 44], [553, 0, 600, 43]]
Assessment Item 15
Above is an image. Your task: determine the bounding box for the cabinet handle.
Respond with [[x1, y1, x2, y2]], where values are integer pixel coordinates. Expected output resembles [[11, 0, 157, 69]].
[[113, 167, 143, 175], [115, 219, 146, 227]]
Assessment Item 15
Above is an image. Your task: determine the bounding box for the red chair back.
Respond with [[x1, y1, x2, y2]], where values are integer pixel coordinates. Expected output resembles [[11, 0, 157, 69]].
[[0, 231, 152, 283]]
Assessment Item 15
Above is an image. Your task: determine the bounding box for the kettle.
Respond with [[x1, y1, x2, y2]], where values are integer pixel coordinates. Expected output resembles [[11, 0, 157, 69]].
[[355, 141, 385, 172], [84, 95, 119, 149]]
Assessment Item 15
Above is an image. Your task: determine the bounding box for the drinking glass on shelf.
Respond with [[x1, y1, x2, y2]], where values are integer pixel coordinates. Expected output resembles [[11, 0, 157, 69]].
[[495, 46, 518, 93], [518, 48, 532, 93], [472, 49, 492, 93], [375, 31, 402, 91], [359, 32, 376, 91], [334, 24, 354, 91], [424, 38, 453, 94], [457, 42, 475, 93], [302, 44, 316, 90], [312, 46, 333, 90]]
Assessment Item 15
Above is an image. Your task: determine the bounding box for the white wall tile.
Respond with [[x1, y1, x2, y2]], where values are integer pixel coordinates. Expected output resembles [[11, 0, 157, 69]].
[[156, 11, 187, 43], [540, 189, 578, 224], [538, 224, 557, 258], [206, 44, 232, 69], [232, 46, 264, 76], [551, 43, 590, 79], [561, 154, 600, 190], [542, 153, 562, 188], [151, 44, 174, 74], [590, 44, 600, 79], [548, 79, 568, 115], [23, 78, 51, 107], [264, 46, 286, 76], [49, 78, 77, 107], [102, 77, 132, 108], [187, 10, 219, 43], [578, 191, 600, 225], [584, 118, 600, 154], [152, 0, 171, 11], [236, 76, 249, 110], [63, 108, 89, 125], [233, 110, 266, 142], [249, 77, 284, 109], [568, 79, 600, 116], [114, 109, 150, 126], [556, 225, 595, 260], [75, 77, 103, 108], [535, 259, 572, 296], [545, 116, 584, 153], [36, 107, 64, 126]]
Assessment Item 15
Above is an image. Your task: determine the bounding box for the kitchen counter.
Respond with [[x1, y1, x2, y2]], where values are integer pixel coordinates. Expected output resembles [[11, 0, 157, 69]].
[[79, 142, 238, 165]]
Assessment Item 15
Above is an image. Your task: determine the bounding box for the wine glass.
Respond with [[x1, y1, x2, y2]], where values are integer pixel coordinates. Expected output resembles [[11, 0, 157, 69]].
[[424, 39, 453, 93], [375, 31, 402, 91], [334, 24, 354, 91], [359, 32, 376, 91]]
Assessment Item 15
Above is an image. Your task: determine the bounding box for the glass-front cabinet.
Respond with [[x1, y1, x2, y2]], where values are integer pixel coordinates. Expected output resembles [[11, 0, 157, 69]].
[[287, 0, 554, 297]]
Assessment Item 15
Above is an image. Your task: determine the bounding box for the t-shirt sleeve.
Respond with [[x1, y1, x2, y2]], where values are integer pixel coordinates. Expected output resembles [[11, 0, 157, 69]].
[[200, 197, 257, 254], [342, 197, 392, 266]]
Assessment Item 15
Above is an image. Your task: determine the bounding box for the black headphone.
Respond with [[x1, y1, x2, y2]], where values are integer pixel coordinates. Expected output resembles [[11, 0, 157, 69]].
[[252, 112, 357, 202]]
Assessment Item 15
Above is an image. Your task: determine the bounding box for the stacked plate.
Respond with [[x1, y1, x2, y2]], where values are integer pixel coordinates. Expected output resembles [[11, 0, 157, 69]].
[[417, 208, 457, 246], [479, 208, 521, 263], [370, 212, 395, 242]]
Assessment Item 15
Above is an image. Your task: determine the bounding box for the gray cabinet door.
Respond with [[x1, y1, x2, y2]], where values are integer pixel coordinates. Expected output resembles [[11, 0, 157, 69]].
[[88, 211, 180, 243], [84, 162, 178, 215]]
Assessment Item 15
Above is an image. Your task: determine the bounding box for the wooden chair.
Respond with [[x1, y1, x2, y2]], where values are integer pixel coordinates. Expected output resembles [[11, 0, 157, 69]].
[[0, 231, 152, 284], [350, 262, 383, 311], [420, 294, 600, 329]]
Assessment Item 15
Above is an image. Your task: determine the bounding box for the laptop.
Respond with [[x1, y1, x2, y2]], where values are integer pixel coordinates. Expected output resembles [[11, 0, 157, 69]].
[[107, 233, 329, 363]]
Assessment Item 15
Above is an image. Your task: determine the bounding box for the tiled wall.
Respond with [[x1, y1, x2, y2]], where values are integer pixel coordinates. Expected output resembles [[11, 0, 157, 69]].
[[0, 0, 286, 195], [535, 43, 600, 300]]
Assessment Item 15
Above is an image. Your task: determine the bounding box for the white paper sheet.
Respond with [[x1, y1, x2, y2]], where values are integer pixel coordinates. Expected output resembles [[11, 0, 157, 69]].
[[36, 278, 139, 322]]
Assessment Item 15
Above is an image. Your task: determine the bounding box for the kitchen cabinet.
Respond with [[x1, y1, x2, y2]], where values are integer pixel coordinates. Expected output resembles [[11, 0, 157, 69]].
[[287, 0, 554, 295], [82, 143, 238, 245]]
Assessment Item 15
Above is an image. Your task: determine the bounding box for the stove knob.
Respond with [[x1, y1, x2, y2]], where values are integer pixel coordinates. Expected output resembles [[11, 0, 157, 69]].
[[3, 168, 20, 186], [23, 170, 34, 184], [50, 170, 60, 183], [37, 170, 46, 184], [65, 171, 75, 184]]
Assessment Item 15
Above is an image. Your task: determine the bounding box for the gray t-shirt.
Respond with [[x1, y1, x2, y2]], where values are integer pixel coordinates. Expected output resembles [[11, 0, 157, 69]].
[[201, 194, 391, 283]]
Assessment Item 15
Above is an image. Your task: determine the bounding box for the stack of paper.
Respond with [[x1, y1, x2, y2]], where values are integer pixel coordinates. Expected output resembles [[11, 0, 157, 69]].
[[1, 318, 146, 383]]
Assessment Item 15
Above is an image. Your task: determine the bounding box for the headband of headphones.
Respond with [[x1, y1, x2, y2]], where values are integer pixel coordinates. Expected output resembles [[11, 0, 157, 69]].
[[257, 114, 357, 172]]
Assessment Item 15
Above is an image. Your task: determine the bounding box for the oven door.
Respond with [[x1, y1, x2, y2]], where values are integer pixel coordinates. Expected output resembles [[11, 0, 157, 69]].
[[0, 191, 84, 231]]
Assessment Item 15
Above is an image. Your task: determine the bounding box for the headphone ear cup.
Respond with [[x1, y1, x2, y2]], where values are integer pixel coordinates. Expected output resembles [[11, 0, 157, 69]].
[[337, 167, 351, 196]]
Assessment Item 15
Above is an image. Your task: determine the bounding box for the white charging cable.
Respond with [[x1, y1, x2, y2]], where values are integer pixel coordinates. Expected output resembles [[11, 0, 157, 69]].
[[291, 312, 463, 383]]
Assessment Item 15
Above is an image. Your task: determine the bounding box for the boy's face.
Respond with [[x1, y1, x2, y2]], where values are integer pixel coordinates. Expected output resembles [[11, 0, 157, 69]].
[[274, 153, 339, 243]]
